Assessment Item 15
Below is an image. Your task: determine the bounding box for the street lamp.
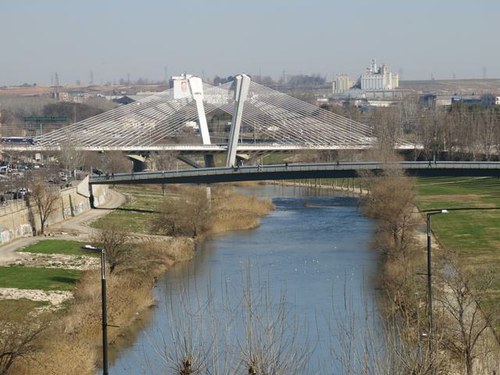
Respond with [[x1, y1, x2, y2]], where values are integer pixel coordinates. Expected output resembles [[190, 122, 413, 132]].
[[82, 244, 108, 375], [425, 209, 448, 350]]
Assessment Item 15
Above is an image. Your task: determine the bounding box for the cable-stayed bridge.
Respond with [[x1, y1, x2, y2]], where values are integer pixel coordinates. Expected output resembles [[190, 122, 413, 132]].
[[4, 74, 417, 168]]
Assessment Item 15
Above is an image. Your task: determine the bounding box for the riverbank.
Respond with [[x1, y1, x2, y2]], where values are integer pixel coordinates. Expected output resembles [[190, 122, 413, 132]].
[[278, 175, 500, 372], [416, 176, 500, 373], [8, 184, 273, 374], [361, 171, 500, 373]]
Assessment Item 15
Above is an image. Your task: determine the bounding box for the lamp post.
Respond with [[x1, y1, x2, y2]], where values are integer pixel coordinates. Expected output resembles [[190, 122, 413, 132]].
[[425, 209, 448, 351], [83, 245, 108, 375]]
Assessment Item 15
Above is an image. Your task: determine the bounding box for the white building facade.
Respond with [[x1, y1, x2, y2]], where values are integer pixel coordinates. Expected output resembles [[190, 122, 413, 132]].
[[360, 59, 399, 91], [333, 73, 352, 94]]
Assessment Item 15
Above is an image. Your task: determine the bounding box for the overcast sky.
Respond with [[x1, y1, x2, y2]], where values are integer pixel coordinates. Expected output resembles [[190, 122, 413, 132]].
[[1, 0, 499, 86]]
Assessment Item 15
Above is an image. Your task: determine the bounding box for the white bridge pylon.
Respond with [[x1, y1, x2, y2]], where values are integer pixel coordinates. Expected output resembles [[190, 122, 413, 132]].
[[187, 75, 211, 146], [226, 74, 251, 167], [31, 75, 416, 157]]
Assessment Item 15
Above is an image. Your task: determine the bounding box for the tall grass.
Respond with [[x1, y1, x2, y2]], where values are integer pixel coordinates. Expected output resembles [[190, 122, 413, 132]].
[[10, 238, 195, 374], [8, 185, 272, 374], [209, 187, 274, 234]]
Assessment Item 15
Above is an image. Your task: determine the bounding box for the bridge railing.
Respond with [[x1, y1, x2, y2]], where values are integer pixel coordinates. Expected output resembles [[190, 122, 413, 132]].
[[89, 161, 500, 184], [91, 161, 379, 183]]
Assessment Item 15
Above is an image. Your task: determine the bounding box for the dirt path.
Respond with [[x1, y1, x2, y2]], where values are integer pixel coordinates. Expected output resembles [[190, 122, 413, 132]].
[[0, 189, 126, 265]]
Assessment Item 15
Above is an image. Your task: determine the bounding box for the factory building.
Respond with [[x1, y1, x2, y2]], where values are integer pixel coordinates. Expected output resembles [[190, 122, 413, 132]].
[[332, 73, 352, 94], [360, 59, 399, 91]]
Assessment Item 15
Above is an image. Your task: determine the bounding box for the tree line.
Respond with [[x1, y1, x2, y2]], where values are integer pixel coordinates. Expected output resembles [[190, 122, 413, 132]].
[[359, 142, 499, 374], [322, 94, 500, 161]]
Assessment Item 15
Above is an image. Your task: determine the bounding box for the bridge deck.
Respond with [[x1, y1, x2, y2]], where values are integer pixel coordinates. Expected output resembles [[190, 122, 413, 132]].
[[89, 161, 500, 185]]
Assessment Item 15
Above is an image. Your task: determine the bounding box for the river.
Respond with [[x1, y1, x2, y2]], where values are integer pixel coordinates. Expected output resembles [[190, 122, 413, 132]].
[[110, 185, 384, 374]]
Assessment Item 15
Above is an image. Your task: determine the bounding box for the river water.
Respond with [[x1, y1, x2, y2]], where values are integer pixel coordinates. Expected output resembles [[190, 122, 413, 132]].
[[110, 185, 383, 374]]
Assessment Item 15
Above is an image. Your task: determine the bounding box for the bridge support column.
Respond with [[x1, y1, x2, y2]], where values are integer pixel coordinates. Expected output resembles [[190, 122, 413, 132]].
[[127, 154, 148, 172], [226, 74, 251, 167], [89, 184, 96, 209], [188, 77, 214, 168], [204, 154, 215, 168], [131, 158, 146, 172]]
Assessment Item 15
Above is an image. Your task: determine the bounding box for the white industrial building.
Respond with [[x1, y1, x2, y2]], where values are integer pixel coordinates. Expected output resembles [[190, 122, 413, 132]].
[[333, 73, 352, 94], [332, 59, 400, 96], [360, 59, 399, 91]]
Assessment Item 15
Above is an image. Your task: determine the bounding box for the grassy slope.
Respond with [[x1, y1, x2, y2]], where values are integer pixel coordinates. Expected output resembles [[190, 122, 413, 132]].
[[90, 185, 165, 233], [416, 176, 500, 329], [417, 177, 500, 258]]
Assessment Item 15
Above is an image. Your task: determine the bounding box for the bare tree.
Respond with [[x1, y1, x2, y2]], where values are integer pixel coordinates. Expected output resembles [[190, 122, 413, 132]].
[[0, 306, 46, 375], [27, 175, 60, 235], [363, 171, 416, 250], [361, 147, 417, 253], [398, 92, 420, 135], [369, 107, 401, 150], [328, 280, 442, 375], [150, 151, 179, 195], [416, 107, 446, 161], [58, 130, 83, 174], [477, 108, 498, 160], [435, 260, 499, 374], [81, 151, 132, 175], [80, 151, 97, 171], [101, 151, 132, 174], [424, 104, 500, 161], [149, 151, 178, 171], [239, 278, 310, 375], [151, 186, 211, 238], [154, 269, 310, 375], [92, 222, 129, 273]]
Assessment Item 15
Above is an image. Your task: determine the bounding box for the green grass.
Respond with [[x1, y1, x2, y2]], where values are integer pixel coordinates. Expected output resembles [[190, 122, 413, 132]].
[[416, 176, 500, 331], [417, 177, 500, 258], [21, 240, 96, 256], [417, 177, 500, 201], [0, 267, 80, 291], [91, 185, 165, 233]]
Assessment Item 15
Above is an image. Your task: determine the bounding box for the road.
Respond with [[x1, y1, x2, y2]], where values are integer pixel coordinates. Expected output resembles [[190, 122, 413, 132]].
[[0, 189, 126, 265]]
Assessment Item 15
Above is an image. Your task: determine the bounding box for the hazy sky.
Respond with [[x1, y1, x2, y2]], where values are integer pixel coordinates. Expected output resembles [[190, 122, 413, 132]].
[[1, 0, 499, 86]]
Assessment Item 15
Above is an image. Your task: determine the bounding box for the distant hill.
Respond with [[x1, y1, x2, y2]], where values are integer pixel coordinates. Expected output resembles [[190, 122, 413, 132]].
[[399, 79, 500, 95], [0, 83, 167, 97]]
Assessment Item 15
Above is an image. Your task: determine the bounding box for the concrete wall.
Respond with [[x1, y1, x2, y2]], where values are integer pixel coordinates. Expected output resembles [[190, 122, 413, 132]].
[[0, 177, 108, 245], [0, 201, 33, 244]]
